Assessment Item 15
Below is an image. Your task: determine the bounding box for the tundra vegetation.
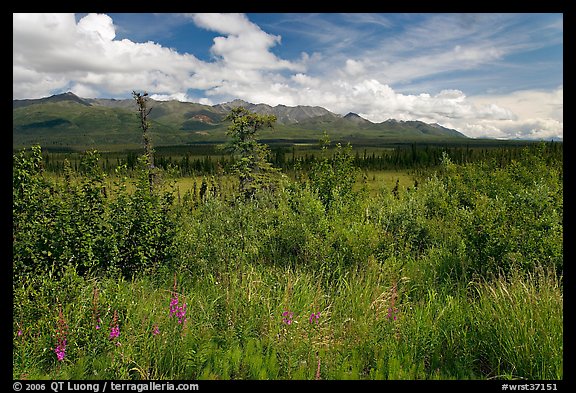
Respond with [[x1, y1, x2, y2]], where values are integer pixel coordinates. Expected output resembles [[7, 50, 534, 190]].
[[13, 102, 563, 380]]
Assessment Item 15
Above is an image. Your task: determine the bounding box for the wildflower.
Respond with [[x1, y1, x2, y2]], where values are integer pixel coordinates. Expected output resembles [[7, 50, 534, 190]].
[[109, 310, 120, 342], [282, 310, 294, 325], [54, 305, 68, 362], [109, 325, 120, 340], [169, 293, 187, 324], [308, 312, 321, 324], [17, 330, 23, 336], [169, 295, 179, 317], [169, 276, 188, 325], [176, 303, 187, 324], [55, 339, 67, 361], [152, 324, 160, 336]]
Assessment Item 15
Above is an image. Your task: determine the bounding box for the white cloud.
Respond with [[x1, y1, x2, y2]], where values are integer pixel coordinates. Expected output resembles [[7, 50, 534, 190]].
[[281, 78, 512, 126], [13, 13, 562, 140], [291, 73, 321, 88], [461, 86, 563, 139], [150, 92, 192, 102], [344, 59, 365, 76], [186, 13, 254, 36], [77, 13, 116, 41], [198, 97, 214, 106], [267, 77, 560, 140], [184, 13, 304, 72], [469, 86, 563, 123], [13, 13, 204, 98], [69, 83, 100, 98], [454, 118, 563, 140]]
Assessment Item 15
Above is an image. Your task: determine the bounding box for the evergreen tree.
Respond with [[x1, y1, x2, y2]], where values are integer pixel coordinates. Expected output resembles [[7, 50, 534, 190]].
[[224, 107, 279, 199]]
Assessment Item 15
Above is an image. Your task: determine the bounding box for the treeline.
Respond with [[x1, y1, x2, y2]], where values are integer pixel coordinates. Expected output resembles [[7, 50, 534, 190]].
[[41, 150, 235, 176], [37, 141, 563, 176]]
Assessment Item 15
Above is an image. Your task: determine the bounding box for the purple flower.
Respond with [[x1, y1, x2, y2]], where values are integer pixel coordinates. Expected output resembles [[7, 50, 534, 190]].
[[109, 310, 120, 342], [17, 330, 23, 336], [54, 305, 68, 362], [176, 304, 187, 324], [169, 295, 179, 317], [152, 324, 160, 336], [387, 307, 398, 321], [54, 339, 66, 361], [169, 294, 187, 324], [109, 325, 120, 340], [308, 312, 321, 324], [282, 310, 294, 325]]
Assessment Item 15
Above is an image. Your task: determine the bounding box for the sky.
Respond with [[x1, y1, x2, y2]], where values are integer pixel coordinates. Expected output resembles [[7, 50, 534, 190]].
[[13, 13, 563, 140]]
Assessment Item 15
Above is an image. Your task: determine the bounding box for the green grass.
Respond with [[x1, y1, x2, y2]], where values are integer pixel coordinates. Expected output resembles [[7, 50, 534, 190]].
[[13, 259, 562, 380], [13, 142, 563, 380]]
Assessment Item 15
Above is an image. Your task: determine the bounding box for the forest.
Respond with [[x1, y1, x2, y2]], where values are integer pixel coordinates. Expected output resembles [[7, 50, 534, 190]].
[[13, 105, 563, 381]]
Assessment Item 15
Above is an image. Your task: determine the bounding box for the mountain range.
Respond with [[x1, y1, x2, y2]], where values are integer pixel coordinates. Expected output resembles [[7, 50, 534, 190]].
[[13, 92, 468, 150]]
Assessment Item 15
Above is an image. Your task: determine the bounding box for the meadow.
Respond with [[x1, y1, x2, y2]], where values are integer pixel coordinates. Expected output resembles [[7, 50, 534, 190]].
[[13, 140, 563, 381]]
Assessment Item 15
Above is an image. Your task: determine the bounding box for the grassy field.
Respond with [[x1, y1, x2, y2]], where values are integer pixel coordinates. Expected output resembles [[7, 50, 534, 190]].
[[165, 169, 416, 200], [13, 142, 563, 382], [14, 259, 562, 380]]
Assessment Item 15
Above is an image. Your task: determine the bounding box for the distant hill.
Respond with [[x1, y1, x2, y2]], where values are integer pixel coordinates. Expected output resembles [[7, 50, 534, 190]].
[[13, 92, 468, 150], [13, 92, 92, 109]]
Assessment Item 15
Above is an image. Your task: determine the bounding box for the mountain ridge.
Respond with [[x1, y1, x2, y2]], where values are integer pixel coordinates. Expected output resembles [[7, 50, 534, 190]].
[[13, 92, 468, 150]]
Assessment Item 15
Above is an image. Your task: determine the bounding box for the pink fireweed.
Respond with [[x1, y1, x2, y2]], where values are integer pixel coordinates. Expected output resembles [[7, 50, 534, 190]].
[[282, 310, 294, 325], [55, 339, 67, 361], [169, 296, 179, 316], [170, 275, 188, 325], [54, 305, 68, 362], [152, 323, 160, 336], [109, 325, 120, 339], [109, 310, 120, 342], [169, 293, 188, 324], [308, 312, 321, 324]]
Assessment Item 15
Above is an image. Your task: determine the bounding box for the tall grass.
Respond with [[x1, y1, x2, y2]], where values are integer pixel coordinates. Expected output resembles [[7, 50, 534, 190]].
[[13, 143, 563, 380], [13, 259, 562, 380]]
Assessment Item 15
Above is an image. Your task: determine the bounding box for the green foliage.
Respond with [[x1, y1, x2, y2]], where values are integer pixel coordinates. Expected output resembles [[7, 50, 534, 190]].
[[438, 144, 563, 278], [13, 141, 563, 380], [224, 107, 280, 199], [308, 133, 358, 211], [13, 146, 177, 281], [133, 91, 156, 192]]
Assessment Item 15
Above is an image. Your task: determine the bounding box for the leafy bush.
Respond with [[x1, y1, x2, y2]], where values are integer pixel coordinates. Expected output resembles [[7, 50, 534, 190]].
[[13, 141, 562, 380], [13, 146, 177, 281]]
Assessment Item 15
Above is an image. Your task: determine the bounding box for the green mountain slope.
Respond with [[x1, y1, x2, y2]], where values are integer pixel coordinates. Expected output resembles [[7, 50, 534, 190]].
[[13, 93, 468, 150]]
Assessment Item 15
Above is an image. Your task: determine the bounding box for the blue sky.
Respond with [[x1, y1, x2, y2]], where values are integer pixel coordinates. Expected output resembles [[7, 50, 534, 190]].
[[13, 13, 563, 139]]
